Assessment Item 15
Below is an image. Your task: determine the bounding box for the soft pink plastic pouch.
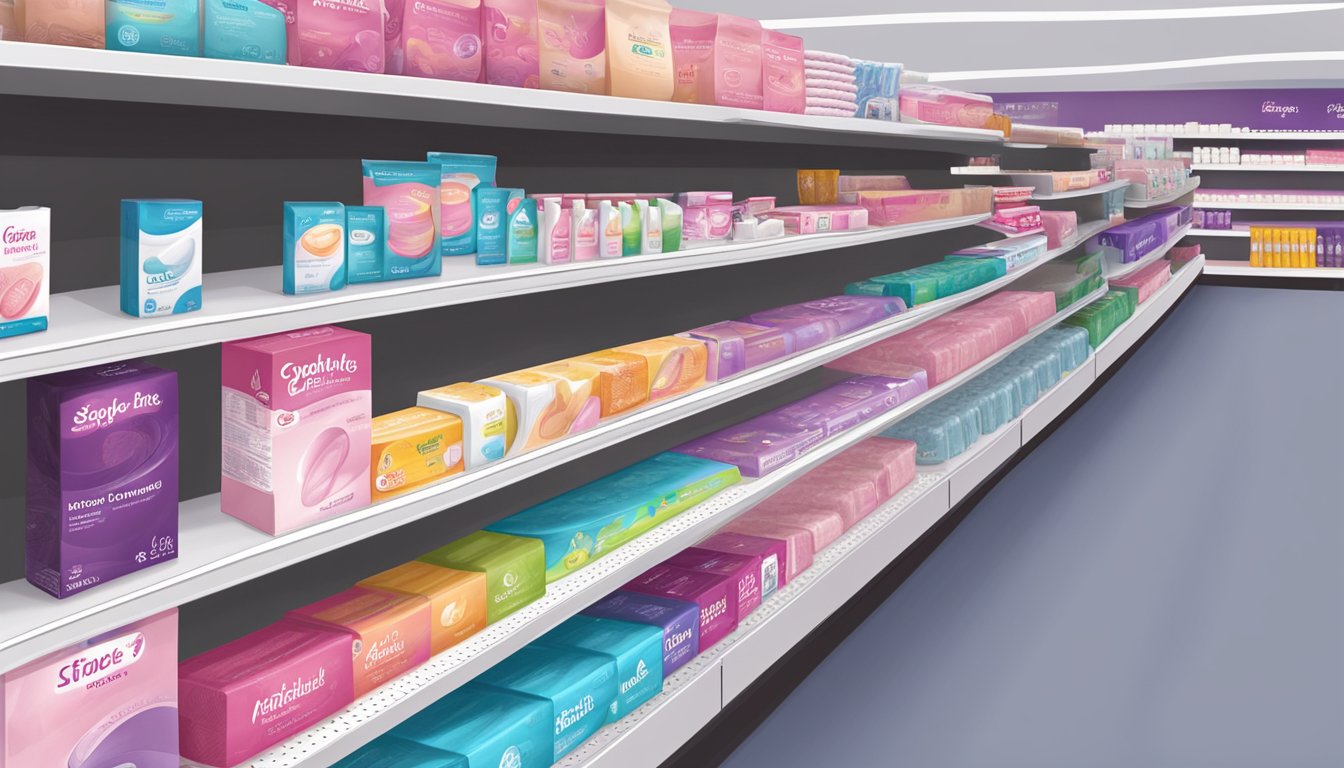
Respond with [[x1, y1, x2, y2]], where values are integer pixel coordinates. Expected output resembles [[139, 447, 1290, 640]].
[[669, 8, 715, 104], [294, 0, 385, 72], [761, 29, 803, 113], [484, 0, 540, 87], [538, 0, 606, 93], [390, 0, 484, 81], [712, 13, 762, 108]]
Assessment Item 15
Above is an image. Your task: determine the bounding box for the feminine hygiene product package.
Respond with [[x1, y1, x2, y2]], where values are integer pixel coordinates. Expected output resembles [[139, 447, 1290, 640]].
[[538, 614, 664, 721], [220, 326, 372, 535], [120, 199, 203, 318], [293, 0, 384, 71], [287, 586, 432, 697], [0, 206, 50, 339], [358, 561, 487, 654], [582, 590, 701, 675], [389, 684, 552, 765], [624, 564, 739, 650], [361, 160, 442, 279], [26, 361, 179, 598], [418, 530, 545, 623]]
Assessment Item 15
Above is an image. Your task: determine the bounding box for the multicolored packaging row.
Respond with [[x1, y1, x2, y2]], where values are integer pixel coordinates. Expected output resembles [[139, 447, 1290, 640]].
[[1249, 225, 1344, 268], [845, 234, 1044, 306], [1197, 189, 1344, 206], [1063, 289, 1137, 347], [334, 435, 918, 767], [1087, 205, 1190, 272]]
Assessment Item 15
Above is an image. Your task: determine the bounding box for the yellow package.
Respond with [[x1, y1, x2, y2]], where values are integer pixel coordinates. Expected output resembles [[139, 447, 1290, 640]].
[[566, 350, 650, 417], [359, 561, 488, 654], [610, 336, 709, 401], [370, 407, 464, 501], [480, 364, 602, 456], [1249, 227, 1262, 267], [417, 382, 513, 470]]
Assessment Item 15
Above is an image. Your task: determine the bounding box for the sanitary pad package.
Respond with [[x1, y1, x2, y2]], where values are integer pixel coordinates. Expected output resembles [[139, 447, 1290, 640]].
[[345, 206, 385, 284], [416, 382, 512, 470], [106, 0, 199, 55], [358, 561, 487, 654], [418, 530, 545, 623], [483, 0, 539, 87], [488, 452, 741, 581], [26, 361, 179, 598], [362, 161, 442, 279], [389, 685, 552, 765], [22, 0, 105, 47], [669, 9, 715, 104], [179, 619, 355, 767], [287, 586, 432, 697], [539, 614, 664, 722], [426, 152, 496, 256], [369, 406, 464, 501], [712, 14, 762, 108], [203, 0, 287, 62], [473, 644, 618, 761], [479, 362, 603, 456], [742, 295, 904, 350], [387, 0, 484, 81], [283, 201, 347, 295], [673, 414, 824, 478], [698, 531, 787, 594], [565, 350, 650, 417], [1108, 259, 1171, 304], [610, 335, 710, 401], [2, 609, 178, 768], [624, 564, 738, 649], [220, 326, 372, 535], [605, 0, 674, 100], [762, 30, 804, 113], [0, 206, 50, 339], [120, 199, 203, 318], [679, 320, 794, 382], [538, 0, 606, 93], [665, 547, 763, 618], [335, 737, 468, 767], [293, 0, 384, 71], [582, 591, 700, 675], [720, 517, 814, 580], [735, 496, 845, 552]]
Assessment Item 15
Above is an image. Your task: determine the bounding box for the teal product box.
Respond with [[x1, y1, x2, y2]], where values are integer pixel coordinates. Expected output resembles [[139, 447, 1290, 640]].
[[475, 187, 521, 266], [107, 0, 200, 55], [392, 685, 552, 766], [283, 202, 346, 295], [203, 0, 287, 63], [487, 452, 742, 582], [425, 152, 497, 256], [538, 615, 664, 723], [120, 199, 203, 318], [507, 197, 538, 264], [335, 737, 467, 768], [345, 206, 385, 284], [474, 644, 619, 762], [361, 160, 442, 281]]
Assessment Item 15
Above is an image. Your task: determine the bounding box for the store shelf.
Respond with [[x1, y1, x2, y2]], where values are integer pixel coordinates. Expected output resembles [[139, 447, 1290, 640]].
[[1030, 178, 1130, 201], [950, 166, 1004, 175], [1188, 228, 1250, 238], [0, 213, 990, 383], [0, 241, 1097, 676], [1193, 200, 1344, 211], [557, 260, 1201, 768], [1095, 254, 1204, 375], [1191, 164, 1344, 172], [0, 42, 1002, 149], [1165, 131, 1344, 141], [1201, 259, 1344, 279], [1124, 177, 1202, 208], [1103, 223, 1191, 280]]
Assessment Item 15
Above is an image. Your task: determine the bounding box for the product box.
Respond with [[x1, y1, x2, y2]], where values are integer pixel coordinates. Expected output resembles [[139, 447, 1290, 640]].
[[487, 452, 741, 581], [538, 614, 664, 722], [391, 684, 552, 765], [292, 0, 384, 71], [369, 406, 465, 501], [358, 561, 487, 655], [898, 84, 994, 129], [220, 326, 372, 535], [179, 619, 355, 767], [287, 586, 432, 697], [425, 153, 497, 257], [0, 206, 50, 338], [742, 295, 905, 349], [26, 361, 179, 598], [387, 0, 483, 81], [283, 201, 346, 295], [761, 30, 804, 113], [678, 320, 795, 381], [1090, 216, 1164, 265], [473, 644, 618, 761], [950, 233, 1047, 272], [720, 517, 814, 580], [202, 0, 287, 63], [762, 374, 927, 439], [564, 350, 650, 417], [838, 186, 993, 228], [697, 530, 788, 594], [624, 564, 738, 650], [418, 531, 545, 624], [675, 190, 733, 241], [345, 206, 385, 284], [1038, 210, 1078, 250], [761, 204, 869, 235], [609, 336, 710, 401], [674, 416, 825, 478], [335, 737, 468, 768], [734, 498, 845, 551], [107, 0, 199, 55], [361, 161, 441, 279], [120, 199, 203, 317], [582, 591, 701, 675], [665, 547, 763, 618], [828, 436, 917, 499], [479, 365, 602, 458], [416, 382, 513, 470], [2, 609, 178, 768]]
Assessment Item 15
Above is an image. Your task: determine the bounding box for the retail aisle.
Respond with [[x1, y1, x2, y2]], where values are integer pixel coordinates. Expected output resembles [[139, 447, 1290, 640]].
[[721, 284, 1344, 768]]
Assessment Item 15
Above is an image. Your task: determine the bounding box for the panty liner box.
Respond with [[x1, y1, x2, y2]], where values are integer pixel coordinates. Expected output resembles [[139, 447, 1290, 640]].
[[582, 591, 701, 675], [287, 586, 432, 697], [357, 561, 487, 655], [665, 547, 765, 618], [719, 517, 815, 580], [418, 531, 545, 624], [390, 684, 552, 766], [697, 531, 789, 594], [537, 614, 664, 722], [623, 564, 740, 650]]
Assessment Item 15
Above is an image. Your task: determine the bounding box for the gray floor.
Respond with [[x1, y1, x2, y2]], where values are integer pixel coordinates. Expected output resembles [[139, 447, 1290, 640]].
[[722, 284, 1344, 768]]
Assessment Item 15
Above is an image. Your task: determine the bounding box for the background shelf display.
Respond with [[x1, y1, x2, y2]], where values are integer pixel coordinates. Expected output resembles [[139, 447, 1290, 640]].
[[1201, 259, 1344, 279], [0, 213, 991, 383], [1193, 200, 1344, 211], [1104, 224, 1191, 280], [1030, 178, 1130, 200], [1125, 177, 1202, 208], [1191, 164, 1344, 172], [1188, 228, 1250, 238]]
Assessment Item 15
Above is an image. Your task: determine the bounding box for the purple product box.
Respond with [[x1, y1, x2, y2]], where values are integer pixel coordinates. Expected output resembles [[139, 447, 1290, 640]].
[[697, 531, 790, 593], [673, 418, 826, 478], [741, 295, 905, 351], [582, 591, 701, 675], [623, 564, 739, 651], [27, 361, 179, 599], [665, 547, 764, 618], [678, 320, 796, 382], [761, 374, 928, 438], [1091, 217, 1164, 264]]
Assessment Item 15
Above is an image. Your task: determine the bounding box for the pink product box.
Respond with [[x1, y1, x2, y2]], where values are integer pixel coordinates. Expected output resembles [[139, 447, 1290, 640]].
[[827, 437, 917, 499], [768, 474, 879, 529], [624, 564, 739, 650], [993, 186, 1035, 208], [3, 609, 178, 768], [697, 531, 790, 593], [677, 191, 734, 241], [679, 320, 796, 382], [221, 326, 372, 535], [838, 187, 993, 228], [735, 196, 776, 217], [286, 587, 432, 698], [838, 175, 911, 193], [762, 30, 805, 113], [1040, 210, 1078, 249], [898, 84, 994, 129], [736, 497, 845, 552], [1307, 149, 1344, 165], [1169, 244, 1201, 264], [586, 193, 674, 204], [1108, 259, 1171, 304], [993, 205, 1042, 234], [762, 204, 869, 235], [529, 193, 586, 207], [179, 619, 356, 767], [719, 518, 814, 580], [664, 547, 764, 618], [762, 373, 927, 439]]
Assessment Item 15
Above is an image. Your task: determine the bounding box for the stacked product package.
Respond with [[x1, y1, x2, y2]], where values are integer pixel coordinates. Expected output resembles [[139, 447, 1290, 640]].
[[1108, 260, 1172, 303], [1088, 205, 1190, 272], [334, 437, 917, 766], [845, 234, 1047, 306], [803, 50, 859, 116], [1063, 289, 1137, 347], [1249, 224, 1344, 268]]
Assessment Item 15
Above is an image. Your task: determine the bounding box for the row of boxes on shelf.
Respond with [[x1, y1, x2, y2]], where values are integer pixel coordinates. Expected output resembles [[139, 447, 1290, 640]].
[[1249, 225, 1344, 268], [1196, 189, 1344, 206], [791, 172, 995, 229], [1191, 148, 1344, 167], [333, 435, 918, 767], [1088, 205, 1190, 271], [1116, 159, 1193, 201]]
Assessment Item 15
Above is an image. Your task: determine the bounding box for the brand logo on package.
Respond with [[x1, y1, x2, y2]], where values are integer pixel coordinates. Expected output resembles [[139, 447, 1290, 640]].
[[2, 226, 39, 244], [253, 667, 327, 724], [620, 659, 650, 695], [55, 632, 145, 693], [70, 390, 163, 432], [556, 694, 596, 733], [1261, 101, 1300, 119], [499, 746, 523, 768], [666, 626, 693, 652], [280, 354, 359, 397], [1329, 103, 1344, 120]]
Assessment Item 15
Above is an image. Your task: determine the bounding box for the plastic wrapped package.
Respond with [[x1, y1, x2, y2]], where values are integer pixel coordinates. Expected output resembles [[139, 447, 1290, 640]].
[[741, 295, 905, 350], [845, 258, 1004, 306], [898, 85, 995, 129], [1023, 251, 1105, 311], [763, 373, 928, 438], [718, 517, 816, 580], [1108, 259, 1171, 304], [673, 418, 824, 477], [836, 186, 993, 227], [881, 396, 981, 465], [946, 233, 1046, 273], [1063, 290, 1136, 347], [679, 320, 795, 381], [734, 497, 846, 551], [1039, 210, 1078, 249], [1089, 216, 1166, 268], [810, 436, 916, 500], [765, 474, 879, 529]]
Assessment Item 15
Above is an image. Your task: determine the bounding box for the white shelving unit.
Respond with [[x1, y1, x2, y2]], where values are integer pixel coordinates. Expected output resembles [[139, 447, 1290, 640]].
[[1030, 178, 1130, 201], [1188, 228, 1250, 238], [204, 284, 1108, 768], [555, 258, 1204, 768], [1191, 164, 1344, 172], [1193, 200, 1344, 211], [1159, 131, 1344, 141], [0, 214, 990, 383], [1125, 177, 1202, 208], [1103, 224, 1191, 280], [1201, 259, 1344, 279]]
